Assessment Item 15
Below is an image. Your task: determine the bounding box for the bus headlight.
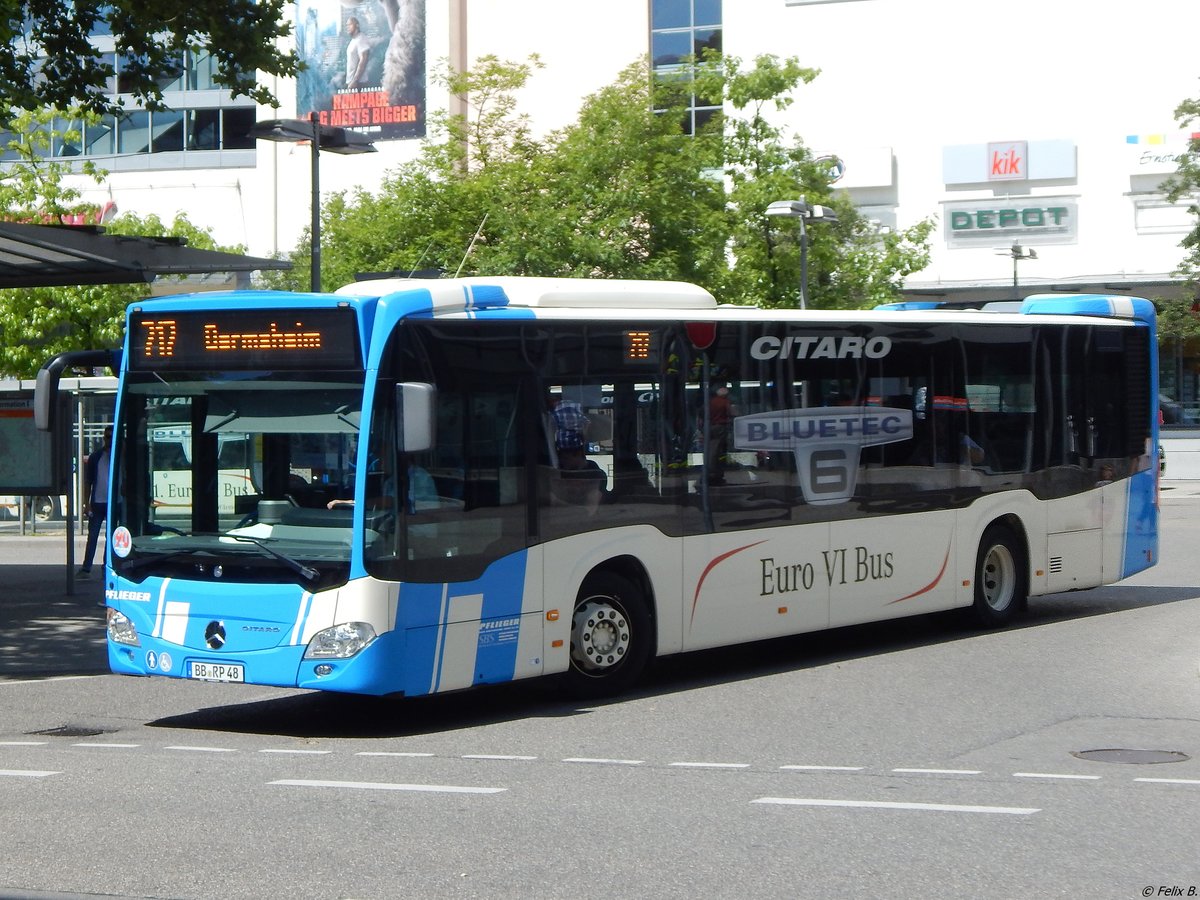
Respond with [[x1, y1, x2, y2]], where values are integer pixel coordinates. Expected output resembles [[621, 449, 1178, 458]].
[[303, 622, 377, 659], [106, 609, 141, 646]]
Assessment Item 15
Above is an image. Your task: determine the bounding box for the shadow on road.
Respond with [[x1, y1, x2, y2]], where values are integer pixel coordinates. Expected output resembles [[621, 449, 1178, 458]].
[[0, 564, 107, 680], [145, 582, 1199, 740]]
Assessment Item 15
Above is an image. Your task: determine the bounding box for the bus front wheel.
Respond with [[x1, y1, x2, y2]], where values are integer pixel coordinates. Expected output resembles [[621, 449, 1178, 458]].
[[565, 572, 652, 697], [972, 525, 1026, 628]]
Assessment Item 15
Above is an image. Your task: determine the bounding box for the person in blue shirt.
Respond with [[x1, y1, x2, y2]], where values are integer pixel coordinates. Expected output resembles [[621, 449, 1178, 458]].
[[78, 425, 112, 578]]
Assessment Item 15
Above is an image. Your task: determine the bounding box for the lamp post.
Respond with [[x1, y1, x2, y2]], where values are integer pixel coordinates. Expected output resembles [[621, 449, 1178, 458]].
[[248, 115, 377, 292], [765, 197, 839, 309], [1000, 240, 1038, 299]]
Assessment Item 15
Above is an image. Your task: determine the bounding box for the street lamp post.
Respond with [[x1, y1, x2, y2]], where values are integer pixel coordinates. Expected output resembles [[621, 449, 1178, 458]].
[[765, 197, 838, 309], [1000, 240, 1038, 299], [248, 115, 377, 292]]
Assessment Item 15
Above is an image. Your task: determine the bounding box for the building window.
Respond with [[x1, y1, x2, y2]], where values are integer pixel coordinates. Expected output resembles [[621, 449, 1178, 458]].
[[151, 110, 185, 153], [650, 0, 723, 136]]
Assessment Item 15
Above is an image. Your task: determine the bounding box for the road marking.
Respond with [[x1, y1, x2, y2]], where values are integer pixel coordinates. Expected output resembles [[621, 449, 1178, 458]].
[[0, 741, 47, 746], [73, 742, 140, 749], [463, 754, 538, 761], [165, 745, 238, 753], [563, 757, 644, 766], [260, 748, 333, 755], [0, 769, 59, 778], [670, 762, 751, 769], [270, 779, 505, 795], [781, 765, 865, 772], [752, 797, 1040, 815], [1013, 772, 1101, 781], [356, 751, 435, 758], [1134, 777, 1200, 785], [892, 768, 982, 775]]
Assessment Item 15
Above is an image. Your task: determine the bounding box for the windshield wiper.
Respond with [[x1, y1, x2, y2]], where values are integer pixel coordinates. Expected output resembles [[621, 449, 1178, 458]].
[[227, 535, 320, 583]]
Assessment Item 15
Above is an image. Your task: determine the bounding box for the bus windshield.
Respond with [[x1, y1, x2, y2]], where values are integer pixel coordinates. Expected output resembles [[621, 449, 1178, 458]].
[[112, 370, 368, 589]]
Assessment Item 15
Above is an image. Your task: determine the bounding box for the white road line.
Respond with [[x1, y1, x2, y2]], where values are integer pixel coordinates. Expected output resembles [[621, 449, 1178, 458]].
[[1013, 772, 1101, 781], [355, 751, 435, 758], [270, 779, 505, 794], [781, 765, 865, 772], [462, 754, 538, 761], [165, 745, 238, 753], [260, 749, 333, 755], [670, 762, 751, 769], [892, 768, 983, 775], [752, 797, 1040, 815], [73, 742, 140, 749], [563, 757, 644, 766], [0, 741, 48, 746], [0, 769, 59, 778], [1134, 777, 1200, 786]]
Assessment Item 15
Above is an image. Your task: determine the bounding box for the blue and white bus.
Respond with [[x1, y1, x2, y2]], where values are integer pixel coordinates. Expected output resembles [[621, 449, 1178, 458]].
[[38, 278, 1159, 697]]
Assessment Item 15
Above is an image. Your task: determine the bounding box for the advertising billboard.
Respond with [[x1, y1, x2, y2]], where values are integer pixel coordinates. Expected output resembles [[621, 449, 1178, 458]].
[[296, 0, 427, 141]]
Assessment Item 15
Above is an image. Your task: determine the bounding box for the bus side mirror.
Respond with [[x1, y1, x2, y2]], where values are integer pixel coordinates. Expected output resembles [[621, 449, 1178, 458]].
[[34, 348, 122, 431], [396, 382, 435, 453]]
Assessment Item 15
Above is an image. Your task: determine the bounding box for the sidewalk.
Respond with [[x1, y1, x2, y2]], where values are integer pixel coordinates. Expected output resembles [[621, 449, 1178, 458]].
[[0, 533, 108, 680]]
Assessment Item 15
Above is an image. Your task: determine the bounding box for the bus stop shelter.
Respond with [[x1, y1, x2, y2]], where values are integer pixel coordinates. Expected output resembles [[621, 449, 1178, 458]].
[[0, 221, 289, 288]]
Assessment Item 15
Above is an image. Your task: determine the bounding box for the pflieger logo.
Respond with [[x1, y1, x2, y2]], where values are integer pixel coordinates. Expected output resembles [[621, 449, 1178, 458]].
[[733, 406, 913, 505], [205, 621, 227, 650]]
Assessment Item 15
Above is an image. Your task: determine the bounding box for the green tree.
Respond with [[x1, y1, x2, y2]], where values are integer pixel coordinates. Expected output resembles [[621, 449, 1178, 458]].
[[272, 53, 932, 306], [1163, 88, 1200, 293], [696, 52, 933, 308], [1155, 86, 1200, 365], [0, 1, 296, 120]]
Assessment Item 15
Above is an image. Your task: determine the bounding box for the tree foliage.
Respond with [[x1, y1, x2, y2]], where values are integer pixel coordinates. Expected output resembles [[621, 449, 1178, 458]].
[[267, 53, 933, 308], [0, 1, 297, 121], [1153, 84, 1200, 343], [1163, 87, 1200, 294]]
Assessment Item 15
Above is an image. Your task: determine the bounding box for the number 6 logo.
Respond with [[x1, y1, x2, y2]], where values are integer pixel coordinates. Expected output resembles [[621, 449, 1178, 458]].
[[733, 407, 913, 505]]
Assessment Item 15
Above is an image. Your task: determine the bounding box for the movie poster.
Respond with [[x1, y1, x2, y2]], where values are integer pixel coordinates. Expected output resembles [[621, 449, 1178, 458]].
[[295, 0, 426, 141]]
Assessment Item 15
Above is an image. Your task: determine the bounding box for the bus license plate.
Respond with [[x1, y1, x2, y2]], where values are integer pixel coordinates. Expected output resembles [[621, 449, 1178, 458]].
[[188, 661, 245, 683]]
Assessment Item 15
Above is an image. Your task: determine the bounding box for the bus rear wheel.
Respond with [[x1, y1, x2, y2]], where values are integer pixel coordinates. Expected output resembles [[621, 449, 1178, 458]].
[[972, 524, 1026, 628], [564, 572, 652, 697]]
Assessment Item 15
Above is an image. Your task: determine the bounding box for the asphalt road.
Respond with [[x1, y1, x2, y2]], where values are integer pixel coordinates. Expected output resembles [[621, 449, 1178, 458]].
[[1, 486, 1199, 899]]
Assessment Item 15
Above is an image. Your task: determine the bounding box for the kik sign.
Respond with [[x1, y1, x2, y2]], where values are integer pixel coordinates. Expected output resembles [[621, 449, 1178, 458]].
[[732, 407, 913, 505], [987, 141, 1027, 181]]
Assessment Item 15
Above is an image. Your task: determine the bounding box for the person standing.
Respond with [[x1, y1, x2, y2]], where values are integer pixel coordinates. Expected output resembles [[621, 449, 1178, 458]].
[[345, 17, 371, 89], [78, 425, 112, 578]]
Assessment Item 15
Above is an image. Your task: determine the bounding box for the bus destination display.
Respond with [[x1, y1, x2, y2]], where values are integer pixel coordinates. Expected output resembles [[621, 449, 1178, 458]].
[[129, 308, 361, 371]]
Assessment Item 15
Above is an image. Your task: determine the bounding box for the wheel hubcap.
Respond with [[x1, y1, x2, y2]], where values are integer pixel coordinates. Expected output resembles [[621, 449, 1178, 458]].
[[981, 544, 1016, 611], [571, 598, 631, 674]]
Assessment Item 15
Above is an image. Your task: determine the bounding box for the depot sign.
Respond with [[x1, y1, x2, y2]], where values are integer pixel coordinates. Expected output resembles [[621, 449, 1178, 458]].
[[943, 197, 1077, 248]]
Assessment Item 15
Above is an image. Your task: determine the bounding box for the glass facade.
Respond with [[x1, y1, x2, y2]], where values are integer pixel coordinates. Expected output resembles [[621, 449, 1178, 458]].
[[650, 0, 722, 136], [0, 49, 255, 165]]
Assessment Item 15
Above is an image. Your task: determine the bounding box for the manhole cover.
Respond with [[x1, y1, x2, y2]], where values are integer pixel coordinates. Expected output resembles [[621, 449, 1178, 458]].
[[1071, 748, 1190, 765], [25, 725, 108, 738]]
